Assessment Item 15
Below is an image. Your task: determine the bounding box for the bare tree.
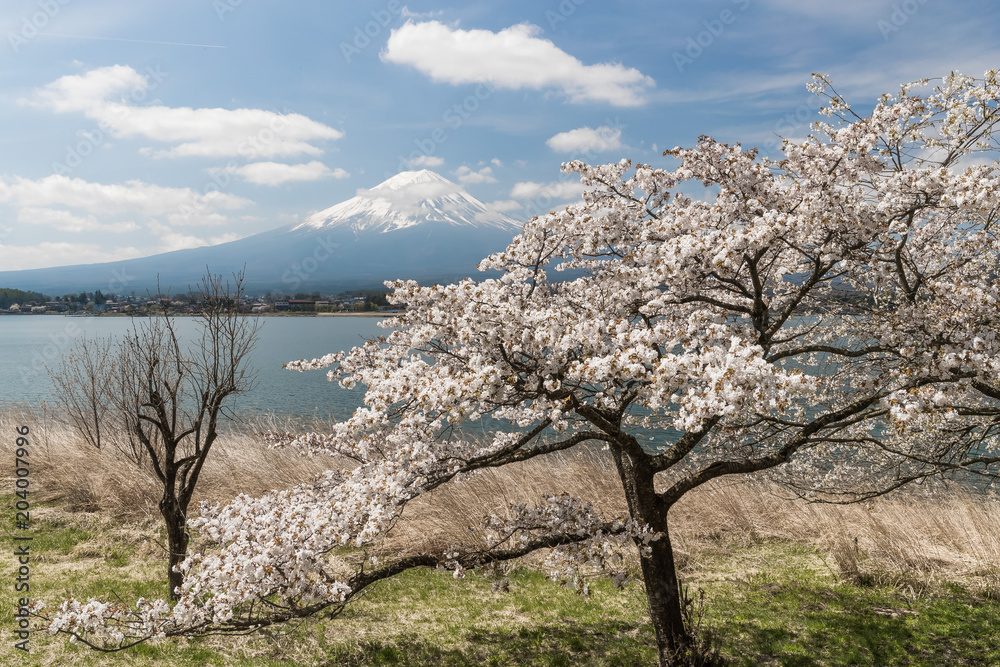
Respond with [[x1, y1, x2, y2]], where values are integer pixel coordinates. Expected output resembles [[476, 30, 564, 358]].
[[50, 336, 116, 452], [52, 270, 261, 598]]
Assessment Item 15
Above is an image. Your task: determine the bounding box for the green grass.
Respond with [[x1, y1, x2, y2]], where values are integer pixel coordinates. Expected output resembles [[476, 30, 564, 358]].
[[703, 573, 1000, 665], [690, 540, 1000, 666], [4, 499, 1000, 666], [316, 567, 657, 666]]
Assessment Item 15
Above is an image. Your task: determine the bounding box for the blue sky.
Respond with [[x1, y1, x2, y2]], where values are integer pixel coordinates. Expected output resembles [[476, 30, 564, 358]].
[[0, 0, 998, 271]]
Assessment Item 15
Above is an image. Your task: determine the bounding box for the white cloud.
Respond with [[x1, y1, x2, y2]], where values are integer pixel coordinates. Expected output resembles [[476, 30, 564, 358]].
[[357, 179, 460, 205], [17, 207, 139, 233], [400, 7, 445, 19], [382, 21, 654, 106], [0, 173, 250, 268], [546, 125, 623, 153], [164, 211, 239, 228], [408, 155, 445, 168], [229, 161, 348, 186], [454, 165, 497, 184], [0, 228, 245, 271], [146, 221, 245, 252], [26, 64, 147, 113], [510, 180, 587, 201], [24, 66, 344, 159], [489, 199, 522, 212], [159, 231, 244, 252], [0, 174, 250, 218], [491, 158, 503, 167], [0, 241, 148, 271]]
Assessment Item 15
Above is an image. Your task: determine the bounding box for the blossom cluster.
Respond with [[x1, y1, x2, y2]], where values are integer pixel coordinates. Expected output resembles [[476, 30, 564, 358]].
[[482, 493, 657, 595]]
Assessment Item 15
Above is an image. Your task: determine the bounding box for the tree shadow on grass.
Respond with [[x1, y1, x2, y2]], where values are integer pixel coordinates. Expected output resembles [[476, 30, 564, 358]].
[[317, 620, 657, 667], [718, 583, 1000, 666]]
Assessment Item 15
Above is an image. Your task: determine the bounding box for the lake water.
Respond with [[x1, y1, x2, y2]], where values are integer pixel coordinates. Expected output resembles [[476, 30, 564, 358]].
[[0, 313, 652, 445], [0, 314, 385, 422]]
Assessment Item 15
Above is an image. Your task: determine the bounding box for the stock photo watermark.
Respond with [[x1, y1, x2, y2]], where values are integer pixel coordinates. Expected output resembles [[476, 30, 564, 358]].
[[18, 321, 84, 387], [545, 0, 586, 31], [176, 108, 296, 222], [672, 0, 751, 73], [12, 425, 33, 653], [391, 81, 495, 175], [213, 0, 244, 21], [281, 234, 340, 291], [107, 267, 136, 294], [51, 65, 168, 176], [515, 116, 627, 219], [877, 0, 932, 40], [762, 95, 825, 154], [7, 0, 71, 53], [340, 0, 404, 63]]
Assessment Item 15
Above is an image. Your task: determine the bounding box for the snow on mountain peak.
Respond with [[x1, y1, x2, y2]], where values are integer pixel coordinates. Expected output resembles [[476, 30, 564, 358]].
[[372, 169, 453, 191], [295, 170, 521, 234]]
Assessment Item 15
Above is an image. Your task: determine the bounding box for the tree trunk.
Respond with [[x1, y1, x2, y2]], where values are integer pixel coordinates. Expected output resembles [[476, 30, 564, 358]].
[[611, 446, 690, 666], [159, 495, 189, 600], [638, 525, 689, 666]]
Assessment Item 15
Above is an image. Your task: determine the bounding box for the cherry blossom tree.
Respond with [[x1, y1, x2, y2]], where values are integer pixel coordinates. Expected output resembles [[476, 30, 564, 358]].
[[41, 72, 1000, 665]]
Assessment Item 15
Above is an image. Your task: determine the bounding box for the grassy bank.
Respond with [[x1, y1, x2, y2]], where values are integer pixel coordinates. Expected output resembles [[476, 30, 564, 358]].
[[3, 405, 1000, 665]]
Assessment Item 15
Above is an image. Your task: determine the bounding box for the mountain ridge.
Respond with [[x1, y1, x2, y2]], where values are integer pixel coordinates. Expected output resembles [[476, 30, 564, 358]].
[[0, 171, 522, 295]]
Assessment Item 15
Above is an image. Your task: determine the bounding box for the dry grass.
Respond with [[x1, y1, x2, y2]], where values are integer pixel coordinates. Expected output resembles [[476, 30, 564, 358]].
[[386, 449, 629, 558], [387, 450, 1000, 598], [4, 401, 1000, 597], [666, 478, 1000, 599], [0, 402, 334, 519]]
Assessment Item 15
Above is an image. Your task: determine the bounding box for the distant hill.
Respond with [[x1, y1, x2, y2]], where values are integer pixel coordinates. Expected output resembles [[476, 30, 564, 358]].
[[0, 170, 523, 295], [0, 288, 50, 309]]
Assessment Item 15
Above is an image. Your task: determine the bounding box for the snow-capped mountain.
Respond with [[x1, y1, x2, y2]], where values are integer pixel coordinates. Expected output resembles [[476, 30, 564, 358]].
[[0, 171, 523, 295], [298, 169, 519, 234]]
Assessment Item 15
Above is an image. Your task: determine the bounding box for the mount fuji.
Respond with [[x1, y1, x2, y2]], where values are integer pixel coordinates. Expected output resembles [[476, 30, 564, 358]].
[[0, 170, 524, 295]]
